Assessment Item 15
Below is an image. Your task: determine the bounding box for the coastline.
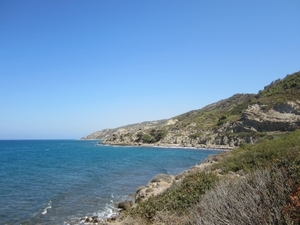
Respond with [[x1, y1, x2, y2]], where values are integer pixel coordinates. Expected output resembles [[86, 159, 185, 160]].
[[107, 150, 228, 225], [97, 141, 234, 151], [80, 144, 230, 224]]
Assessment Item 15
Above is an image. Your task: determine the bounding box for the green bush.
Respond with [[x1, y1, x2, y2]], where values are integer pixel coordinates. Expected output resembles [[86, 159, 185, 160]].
[[128, 172, 219, 222], [217, 130, 300, 173], [217, 115, 227, 126], [142, 134, 154, 143], [150, 129, 168, 142]]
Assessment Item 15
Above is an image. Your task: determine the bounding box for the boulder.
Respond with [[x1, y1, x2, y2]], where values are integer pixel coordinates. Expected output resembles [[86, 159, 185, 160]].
[[117, 201, 133, 211], [150, 174, 174, 183], [135, 174, 175, 202]]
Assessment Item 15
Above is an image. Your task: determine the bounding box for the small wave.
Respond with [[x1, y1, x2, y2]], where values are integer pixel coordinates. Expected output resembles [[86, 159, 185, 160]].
[[97, 204, 119, 220], [153, 145, 199, 150], [67, 194, 129, 224], [69, 204, 120, 224], [41, 201, 52, 215]]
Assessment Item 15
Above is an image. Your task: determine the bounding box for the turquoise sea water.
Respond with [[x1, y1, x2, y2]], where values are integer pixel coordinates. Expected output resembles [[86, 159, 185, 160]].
[[0, 140, 222, 225]]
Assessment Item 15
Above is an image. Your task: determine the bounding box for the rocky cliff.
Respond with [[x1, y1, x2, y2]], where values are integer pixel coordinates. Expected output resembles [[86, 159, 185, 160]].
[[82, 71, 300, 148]]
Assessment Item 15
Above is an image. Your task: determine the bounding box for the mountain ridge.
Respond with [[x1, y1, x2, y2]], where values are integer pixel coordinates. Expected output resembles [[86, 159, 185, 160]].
[[82, 71, 300, 148]]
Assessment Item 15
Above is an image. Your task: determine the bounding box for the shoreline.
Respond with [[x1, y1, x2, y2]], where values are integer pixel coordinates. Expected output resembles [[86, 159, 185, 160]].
[[104, 149, 228, 225], [96, 141, 234, 151], [79, 144, 230, 224]]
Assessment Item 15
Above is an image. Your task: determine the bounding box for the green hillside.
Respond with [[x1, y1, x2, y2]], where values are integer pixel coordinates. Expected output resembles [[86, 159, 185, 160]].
[[141, 71, 300, 144], [257, 71, 300, 108], [117, 130, 300, 225], [174, 71, 300, 130], [84, 71, 300, 148], [173, 93, 255, 130]]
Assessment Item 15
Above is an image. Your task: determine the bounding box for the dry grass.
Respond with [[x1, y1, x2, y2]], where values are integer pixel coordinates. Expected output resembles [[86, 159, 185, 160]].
[[191, 168, 292, 225]]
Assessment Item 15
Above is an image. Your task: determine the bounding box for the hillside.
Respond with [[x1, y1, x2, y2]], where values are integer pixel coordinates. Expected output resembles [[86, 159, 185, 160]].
[[103, 130, 300, 225], [82, 71, 300, 148]]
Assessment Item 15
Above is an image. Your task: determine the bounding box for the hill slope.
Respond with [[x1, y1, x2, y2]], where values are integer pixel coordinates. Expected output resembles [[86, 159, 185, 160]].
[[106, 130, 300, 225], [82, 71, 300, 148]]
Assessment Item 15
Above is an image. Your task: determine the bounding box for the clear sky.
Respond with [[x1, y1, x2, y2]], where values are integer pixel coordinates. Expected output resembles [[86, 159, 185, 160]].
[[1, 0, 299, 139]]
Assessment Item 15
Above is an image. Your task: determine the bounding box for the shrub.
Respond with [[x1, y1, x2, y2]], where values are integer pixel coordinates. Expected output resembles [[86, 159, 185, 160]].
[[128, 172, 219, 222], [149, 129, 168, 142], [136, 132, 144, 142], [217, 130, 300, 173], [217, 115, 227, 126], [192, 168, 293, 225], [142, 134, 154, 143]]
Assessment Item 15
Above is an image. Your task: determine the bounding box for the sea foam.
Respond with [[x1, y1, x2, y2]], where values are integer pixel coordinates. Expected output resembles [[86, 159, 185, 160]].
[[42, 201, 52, 215]]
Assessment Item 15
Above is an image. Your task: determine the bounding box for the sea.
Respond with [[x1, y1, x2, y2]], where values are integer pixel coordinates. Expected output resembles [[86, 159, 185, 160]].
[[0, 140, 222, 225]]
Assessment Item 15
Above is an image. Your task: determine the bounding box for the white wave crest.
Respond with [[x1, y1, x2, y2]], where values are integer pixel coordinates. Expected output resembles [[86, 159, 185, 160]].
[[97, 204, 119, 220], [41, 201, 52, 215]]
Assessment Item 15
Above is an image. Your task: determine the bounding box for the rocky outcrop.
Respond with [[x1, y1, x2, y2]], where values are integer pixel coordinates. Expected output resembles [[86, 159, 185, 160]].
[[135, 174, 175, 203], [109, 152, 230, 225], [241, 102, 300, 132], [117, 201, 133, 211], [128, 155, 223, 205]]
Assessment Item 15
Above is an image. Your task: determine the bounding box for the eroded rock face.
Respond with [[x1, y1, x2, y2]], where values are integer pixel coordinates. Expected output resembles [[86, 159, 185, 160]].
[[242, 102, 300, 132], [135, 174, 175, 202], [273, 102, 300, 115]]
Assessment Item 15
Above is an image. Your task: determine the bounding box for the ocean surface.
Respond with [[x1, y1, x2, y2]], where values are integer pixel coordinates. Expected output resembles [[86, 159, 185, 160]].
[[0, 140, 222, 225]]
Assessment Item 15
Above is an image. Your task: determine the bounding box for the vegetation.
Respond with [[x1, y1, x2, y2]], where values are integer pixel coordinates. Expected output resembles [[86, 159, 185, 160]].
[[121, 130, 300, 224], [256, 71, 300, 110], [193, 167, 296, 225], [217, 130, 300, 173], [128, 172, 219, 222], [192, 130, 300, 225], [150, 129, 168, 142], [169, 72, 299, 134], [137, 129, 168, 144], [141, 134, 154, 143], [173, 93, 255, 131], [259, 72, 300, 97]]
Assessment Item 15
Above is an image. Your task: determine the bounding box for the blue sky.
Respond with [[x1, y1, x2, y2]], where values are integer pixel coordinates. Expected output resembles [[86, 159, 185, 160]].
[[1, 0, 299, 139]]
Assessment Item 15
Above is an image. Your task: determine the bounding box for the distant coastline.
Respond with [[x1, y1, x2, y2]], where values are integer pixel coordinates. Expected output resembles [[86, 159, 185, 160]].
[[96, 141, 233, 151]]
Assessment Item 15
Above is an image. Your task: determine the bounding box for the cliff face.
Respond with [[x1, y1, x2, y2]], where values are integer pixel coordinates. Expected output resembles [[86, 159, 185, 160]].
[[241, 102, 300, 132], [82, 71, 300, 148]]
